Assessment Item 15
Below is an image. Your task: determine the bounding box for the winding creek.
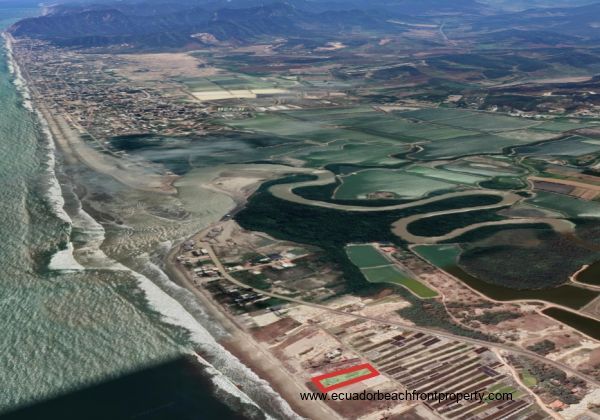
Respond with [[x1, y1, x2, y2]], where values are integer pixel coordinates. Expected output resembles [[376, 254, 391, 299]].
[[267, 169, 600, 335]]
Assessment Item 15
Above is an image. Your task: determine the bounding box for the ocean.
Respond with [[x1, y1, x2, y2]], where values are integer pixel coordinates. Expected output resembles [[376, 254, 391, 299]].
[[0, 7, 295, 420]]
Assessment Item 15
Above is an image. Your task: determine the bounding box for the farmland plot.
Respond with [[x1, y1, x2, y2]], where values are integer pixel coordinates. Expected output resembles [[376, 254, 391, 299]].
[[334, 169, 456, 200]]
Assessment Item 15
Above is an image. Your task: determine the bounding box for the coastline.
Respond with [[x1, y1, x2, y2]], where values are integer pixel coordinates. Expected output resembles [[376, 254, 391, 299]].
[[4, 31, 301, 418], [165, 236, 340, 420], [2, 31, 85, 271]]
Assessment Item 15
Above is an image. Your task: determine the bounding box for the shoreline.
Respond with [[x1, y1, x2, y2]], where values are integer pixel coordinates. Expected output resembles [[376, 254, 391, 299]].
[[165, 235, 340, 420], [4, 31, 302, 418], [3, 31, 86, 272]]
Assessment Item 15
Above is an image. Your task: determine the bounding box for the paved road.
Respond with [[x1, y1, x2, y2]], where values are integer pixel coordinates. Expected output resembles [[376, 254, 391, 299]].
[[202, 244, 600, 388]]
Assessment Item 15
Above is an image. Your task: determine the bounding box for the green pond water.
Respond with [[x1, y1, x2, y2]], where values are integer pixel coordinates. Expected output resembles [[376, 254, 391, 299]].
[[413, 244, 597, 309]]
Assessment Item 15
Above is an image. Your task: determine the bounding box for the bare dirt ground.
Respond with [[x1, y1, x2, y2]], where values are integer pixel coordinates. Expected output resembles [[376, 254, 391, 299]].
[[115, 53, 218, 81], [530, 176, 600, 191], [40, 104, 176, 194], [581, 295, 600, 319]]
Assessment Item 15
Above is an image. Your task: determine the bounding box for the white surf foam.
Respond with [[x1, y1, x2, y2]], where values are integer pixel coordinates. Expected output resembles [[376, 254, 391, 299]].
[[3, 34, 70, 222], [137, 254, 301, 419], [70, 207, 298, 419], [48, 242, 85, 271], [2, 33, 299, 418], [3, 33, 85, 273], [3, 33, 33, 112]]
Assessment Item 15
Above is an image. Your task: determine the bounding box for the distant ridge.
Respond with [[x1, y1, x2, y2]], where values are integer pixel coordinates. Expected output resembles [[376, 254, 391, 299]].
[[8, 0, 487, 48]]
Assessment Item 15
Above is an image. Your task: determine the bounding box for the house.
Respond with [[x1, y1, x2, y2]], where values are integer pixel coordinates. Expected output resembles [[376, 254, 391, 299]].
[[548, 400, 567, 410]]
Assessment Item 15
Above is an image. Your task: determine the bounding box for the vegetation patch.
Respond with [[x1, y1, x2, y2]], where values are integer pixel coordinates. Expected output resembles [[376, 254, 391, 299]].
[[526, 339, 556, 356], [406, 209, 505, 237], [360, 266, 438, 298], [521, 372, 537, 388], [517, 358, 587, 405], [413, 244, 597, 308], [397, 294, 496, 341], [459, 229, 597, 289], [334, 169, 457, 200], [412, 133, 534, 160], [465, 311, 520, 325], [479, 176, 526, 190], [236, 176, 503, 293]]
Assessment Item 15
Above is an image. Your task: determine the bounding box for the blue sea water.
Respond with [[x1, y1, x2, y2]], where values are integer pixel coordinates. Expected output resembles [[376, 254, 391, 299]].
[[0, 7, 294, 419]]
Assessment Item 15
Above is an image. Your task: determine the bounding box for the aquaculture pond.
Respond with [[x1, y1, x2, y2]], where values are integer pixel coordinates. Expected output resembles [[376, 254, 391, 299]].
[[413, 244, 598, 309], [542, 308, 600, 340], [576, 261, 600, 286]]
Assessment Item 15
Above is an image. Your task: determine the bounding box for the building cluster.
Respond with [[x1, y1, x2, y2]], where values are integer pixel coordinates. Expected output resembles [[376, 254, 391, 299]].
[[226, 251, 298, 274], [176, 239, 272, 307], [13, 38, 211, 141], [207, 280, 269, 307]]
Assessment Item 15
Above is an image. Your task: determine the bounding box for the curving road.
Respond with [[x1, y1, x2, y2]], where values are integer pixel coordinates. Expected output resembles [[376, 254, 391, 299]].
[[202, 243, 600, 388]]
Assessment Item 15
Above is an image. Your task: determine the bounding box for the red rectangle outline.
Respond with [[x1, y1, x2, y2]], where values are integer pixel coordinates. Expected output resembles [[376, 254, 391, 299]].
[[311, 363, 380, 392]]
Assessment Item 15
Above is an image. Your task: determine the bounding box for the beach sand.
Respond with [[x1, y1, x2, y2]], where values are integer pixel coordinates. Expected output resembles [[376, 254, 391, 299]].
[[8, 31, 334, 417], [165, 241, 341, 420]]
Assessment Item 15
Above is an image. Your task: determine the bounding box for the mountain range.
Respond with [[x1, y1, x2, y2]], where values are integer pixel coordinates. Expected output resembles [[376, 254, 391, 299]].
[[8, 0, 600, 49]]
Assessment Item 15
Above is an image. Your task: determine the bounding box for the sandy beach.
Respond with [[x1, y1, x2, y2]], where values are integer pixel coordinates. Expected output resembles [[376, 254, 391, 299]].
[[164, 236, 341, 420], [5, 32, 311, 417], [5, 32, 177, 196]]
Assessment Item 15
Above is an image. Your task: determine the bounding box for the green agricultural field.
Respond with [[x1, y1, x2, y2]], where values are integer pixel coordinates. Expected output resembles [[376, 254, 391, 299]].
[[342, 116, 424, 134], [412, 133, 536, 160], [353, 119, 476, 141], [406, 165, 487, 185], [515, 136, 600, 157], [227, 114, 411, 144], [528, 191, 600, 218], [400, 108, 468, 122], [345, 244, 391, 268], [495, 129, 557, 142], [404, 125, 475, 141], [180, 78, 221, 91], [283, 107, 375, 121], [292, 141, 409, 167], [533, 119, 598, 132], [334, 169, 456, 200], [521, 372, 537, 387], [400, 108, 537, 132], [319, 368, 373, 388], [441, 161, 523, 177], [360, 266, 438, 298], [441, 113, 538, 132], [345, 244, 438, 298], [287, 108, 476, 141], [227, 114, 322, 137]]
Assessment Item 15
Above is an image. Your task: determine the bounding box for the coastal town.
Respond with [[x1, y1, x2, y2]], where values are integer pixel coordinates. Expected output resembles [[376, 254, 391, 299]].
[[10, 38, 213, 141]]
